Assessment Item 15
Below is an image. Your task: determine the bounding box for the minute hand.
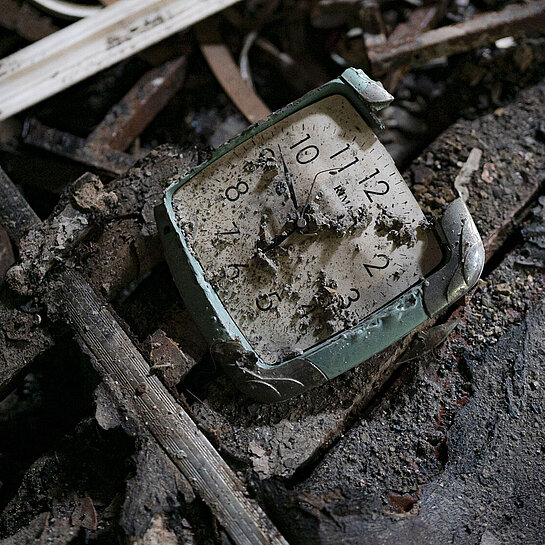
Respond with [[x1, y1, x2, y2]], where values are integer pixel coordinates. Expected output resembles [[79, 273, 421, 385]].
[[300, 167, 341, 218]]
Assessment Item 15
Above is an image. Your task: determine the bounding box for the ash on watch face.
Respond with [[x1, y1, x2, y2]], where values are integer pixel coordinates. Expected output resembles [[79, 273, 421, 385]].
[[172, 94, 442, 364]]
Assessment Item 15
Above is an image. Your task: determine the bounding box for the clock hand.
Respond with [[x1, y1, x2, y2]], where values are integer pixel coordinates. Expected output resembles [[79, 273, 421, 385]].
[[262, 224, 298, 253], [277, 144, 300, 213], [300, 167, 340, 220]]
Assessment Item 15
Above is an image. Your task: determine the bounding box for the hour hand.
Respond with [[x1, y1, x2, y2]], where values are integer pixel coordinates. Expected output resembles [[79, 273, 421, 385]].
[[277, 145, 299, 213], [260, 221, 298, 253]]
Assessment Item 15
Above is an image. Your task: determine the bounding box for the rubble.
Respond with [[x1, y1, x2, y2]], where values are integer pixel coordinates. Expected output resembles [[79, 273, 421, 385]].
[[0, 0, 545, 543]]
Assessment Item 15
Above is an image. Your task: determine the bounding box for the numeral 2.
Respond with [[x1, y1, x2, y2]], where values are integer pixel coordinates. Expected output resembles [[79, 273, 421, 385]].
[[363, 254, 390, 277], [358, 169, 389, 202], [363, 181, 389, 203]]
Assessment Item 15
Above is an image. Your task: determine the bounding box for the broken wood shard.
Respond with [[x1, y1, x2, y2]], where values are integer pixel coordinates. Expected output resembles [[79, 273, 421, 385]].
[[87, 56, 188, 152], [23, 119, 136, 176], [0, 0, 242, 120], [23, 56, 188, 175], [368, 1, 545, 75], [197, 19, 271, 124]]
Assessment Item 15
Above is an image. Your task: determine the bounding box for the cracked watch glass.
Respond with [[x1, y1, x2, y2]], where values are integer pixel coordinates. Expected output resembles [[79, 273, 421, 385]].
[[170, 94, 443, 365]]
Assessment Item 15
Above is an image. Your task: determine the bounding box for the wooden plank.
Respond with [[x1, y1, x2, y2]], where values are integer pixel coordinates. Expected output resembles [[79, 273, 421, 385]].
[[0, 167, 53, 398], [0, 0, 242, 121], [368, 1, 545, 75], [23, 119, 136, 175], [0, 167, 41, 244]]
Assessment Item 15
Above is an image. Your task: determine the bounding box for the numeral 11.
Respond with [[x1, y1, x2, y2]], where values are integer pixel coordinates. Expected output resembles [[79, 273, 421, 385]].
[[330, 143, 359, 174]]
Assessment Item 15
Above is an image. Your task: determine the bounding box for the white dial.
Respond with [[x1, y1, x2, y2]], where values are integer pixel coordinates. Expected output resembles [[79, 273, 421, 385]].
[[173, 94, 442, 364]]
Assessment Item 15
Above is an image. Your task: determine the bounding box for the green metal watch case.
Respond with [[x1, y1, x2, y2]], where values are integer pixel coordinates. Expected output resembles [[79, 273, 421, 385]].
[[155, 68, 485, 403]]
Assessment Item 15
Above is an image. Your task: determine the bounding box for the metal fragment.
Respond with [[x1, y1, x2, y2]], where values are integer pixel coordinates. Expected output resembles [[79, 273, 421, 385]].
[[398, 319, 461, 364], [454, 148, 482, 202]]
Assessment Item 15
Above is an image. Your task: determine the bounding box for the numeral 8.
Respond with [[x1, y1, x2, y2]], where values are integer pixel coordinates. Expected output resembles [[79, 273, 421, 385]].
[[225, 181, 249, 201]]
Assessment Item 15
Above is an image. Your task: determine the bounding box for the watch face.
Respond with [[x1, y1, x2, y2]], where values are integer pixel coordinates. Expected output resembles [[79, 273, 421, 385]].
[[172, 94, 442, 364]]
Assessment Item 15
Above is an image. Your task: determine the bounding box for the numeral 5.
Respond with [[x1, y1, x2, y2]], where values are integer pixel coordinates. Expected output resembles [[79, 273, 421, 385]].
[[256, 291, 281, 311]]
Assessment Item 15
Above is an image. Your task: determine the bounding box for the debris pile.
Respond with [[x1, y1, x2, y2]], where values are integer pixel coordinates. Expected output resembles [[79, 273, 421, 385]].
[[0, 1, 544, 544]]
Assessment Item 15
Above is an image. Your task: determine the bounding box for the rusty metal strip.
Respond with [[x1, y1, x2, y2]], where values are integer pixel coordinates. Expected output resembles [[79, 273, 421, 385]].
[[23, 119, 136, 175], [368, 1, 545, 76], [87, 56, 188, 151], [196, 19, 271, 124], [0, 0, 242, 121], [22, 56, 188, 175]]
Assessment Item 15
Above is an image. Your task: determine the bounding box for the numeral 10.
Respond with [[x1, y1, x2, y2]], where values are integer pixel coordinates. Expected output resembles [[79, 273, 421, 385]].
[[290, 132, 359, 173]]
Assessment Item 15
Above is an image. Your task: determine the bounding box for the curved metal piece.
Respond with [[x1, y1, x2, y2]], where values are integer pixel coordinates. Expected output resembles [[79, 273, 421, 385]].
[[422, 198, 485, 317], [340, 67, 394, 129], [340, 67, 394, 111], [210, 340, 328, 403], [30, 0, 102, 20]]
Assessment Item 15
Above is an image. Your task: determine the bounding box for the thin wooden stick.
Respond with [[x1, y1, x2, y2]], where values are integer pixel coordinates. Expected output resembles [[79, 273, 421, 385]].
[[0, 169, 288, 545], [61, 270, 288, 545], [0, 0, 242, 121]]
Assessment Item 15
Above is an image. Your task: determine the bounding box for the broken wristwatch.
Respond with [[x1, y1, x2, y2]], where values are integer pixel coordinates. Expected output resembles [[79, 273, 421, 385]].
[[155, 68, 484, 403]]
